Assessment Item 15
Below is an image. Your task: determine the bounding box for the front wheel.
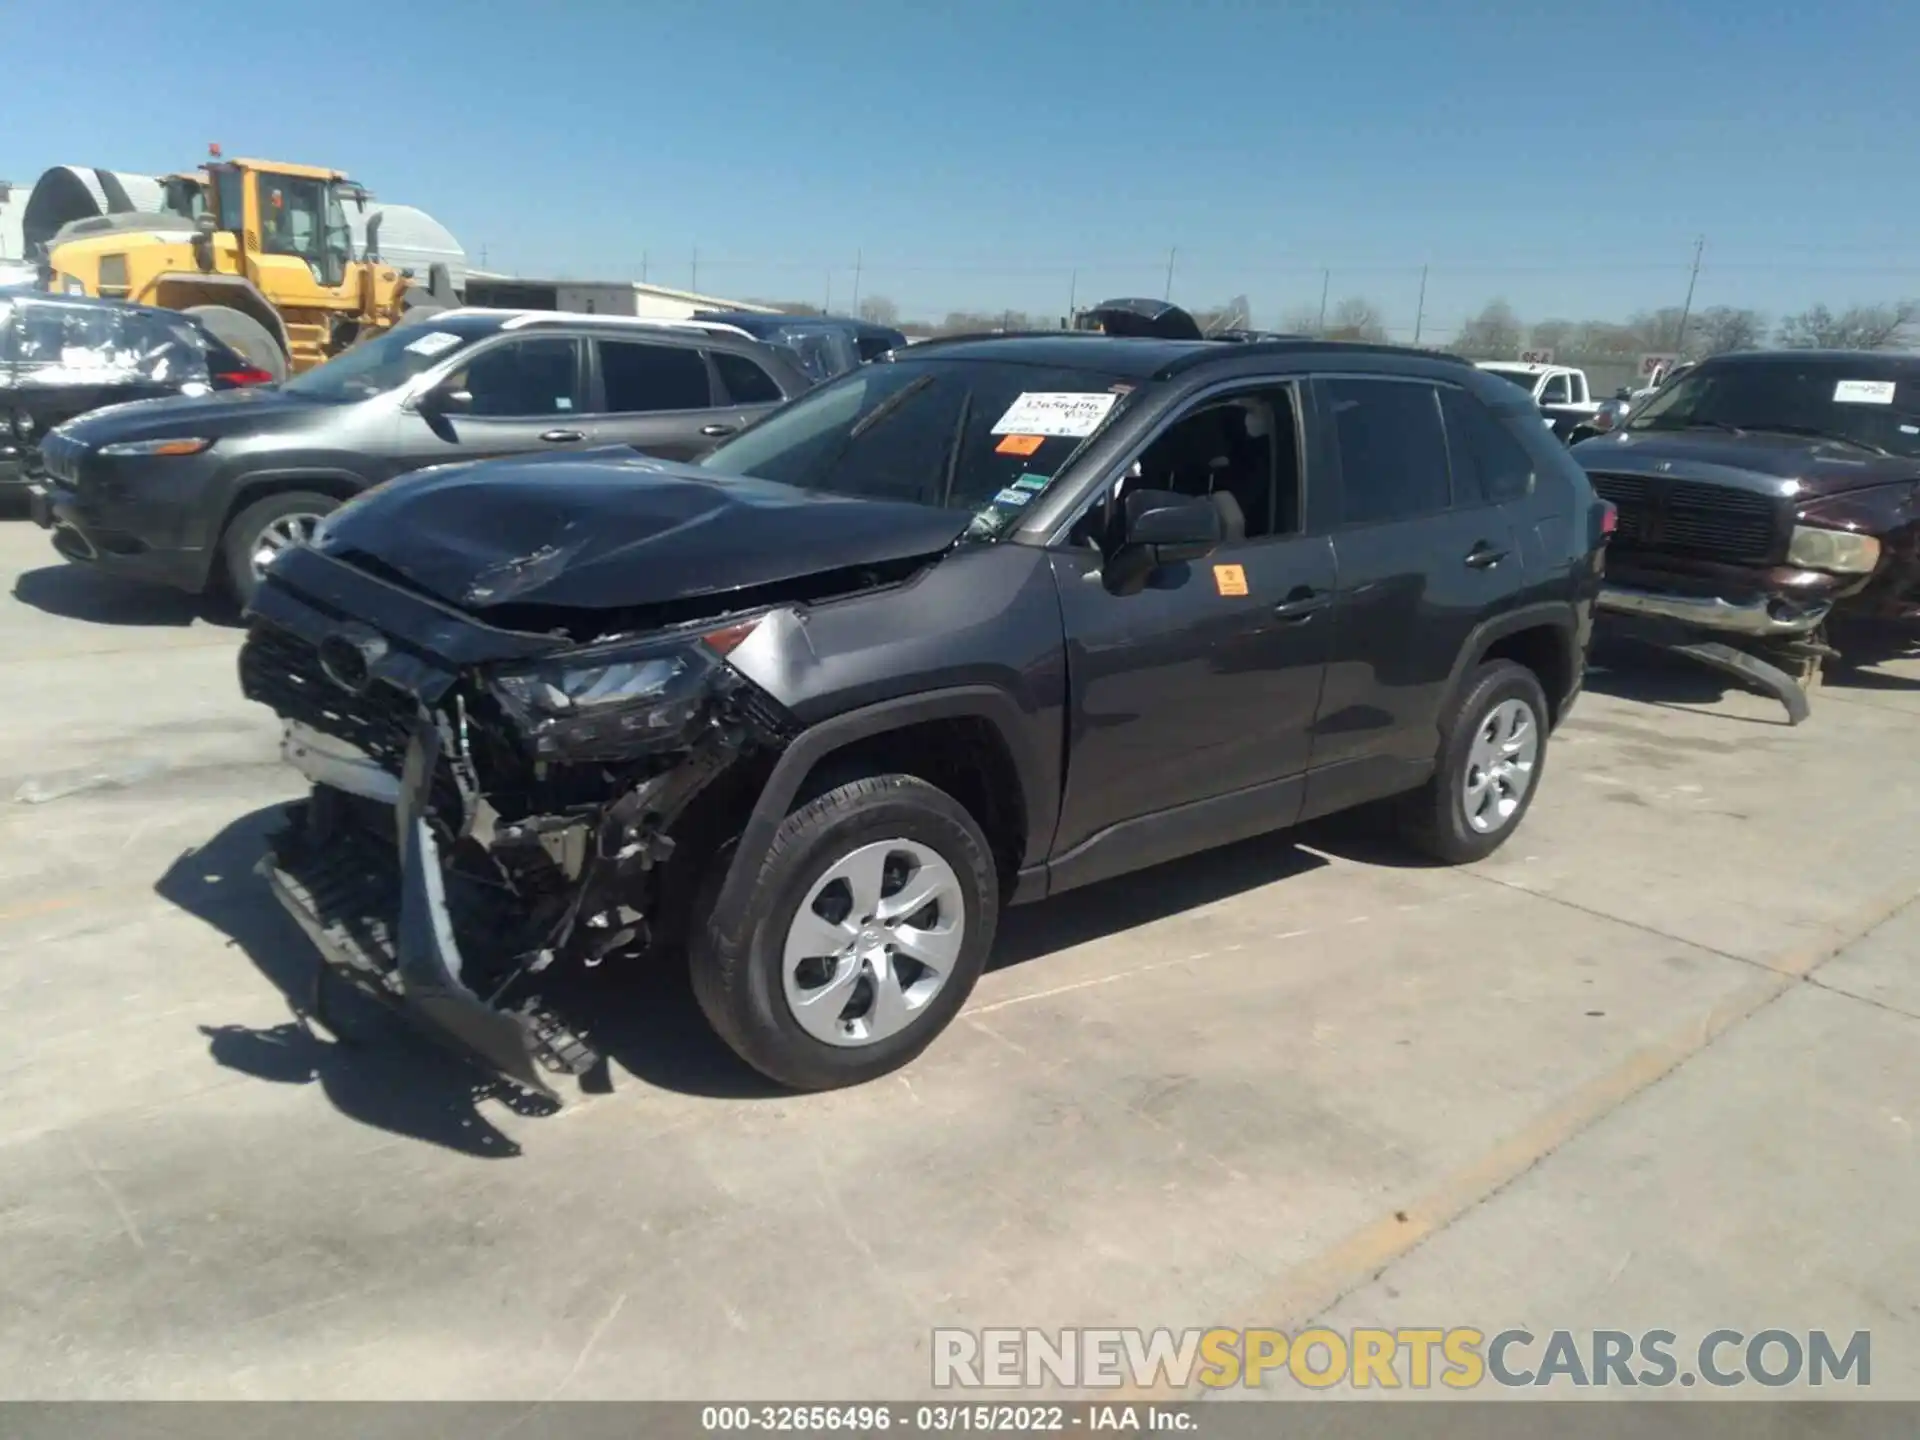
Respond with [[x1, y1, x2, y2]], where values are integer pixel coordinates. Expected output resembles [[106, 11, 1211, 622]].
[[221, 490, 339, 607], [690, 774, 998, 1091], [1395, 660, 1550, 864]]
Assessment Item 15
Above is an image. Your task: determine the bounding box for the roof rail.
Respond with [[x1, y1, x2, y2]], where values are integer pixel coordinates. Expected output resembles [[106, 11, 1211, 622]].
[[496, 310, 758, 339]]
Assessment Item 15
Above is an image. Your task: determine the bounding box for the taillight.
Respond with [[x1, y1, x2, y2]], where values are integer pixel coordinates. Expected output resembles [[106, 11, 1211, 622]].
[[216, 367, 275, 387]]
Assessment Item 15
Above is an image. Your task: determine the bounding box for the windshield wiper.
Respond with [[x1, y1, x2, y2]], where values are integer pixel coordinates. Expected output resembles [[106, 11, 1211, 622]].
[[1743, 424, 1891, 457], [847, 374, 935, 441], [939, 390, 973, 509]]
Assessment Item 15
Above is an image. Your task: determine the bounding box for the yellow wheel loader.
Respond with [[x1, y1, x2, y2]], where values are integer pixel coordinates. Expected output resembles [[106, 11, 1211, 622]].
[[42, 154, 455, 380]]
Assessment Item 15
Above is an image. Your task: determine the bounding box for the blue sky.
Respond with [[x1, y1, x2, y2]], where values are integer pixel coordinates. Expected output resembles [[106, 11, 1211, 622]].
[[9, 0, 1919, 338]]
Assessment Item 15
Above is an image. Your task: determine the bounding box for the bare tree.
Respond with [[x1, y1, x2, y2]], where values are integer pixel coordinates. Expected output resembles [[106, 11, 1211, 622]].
[[1528, 318, 1575, 353], [1627, 307, 1689, 352], [857, 295, 900, 326], [1689, 306, 1767, 356], [1776, 301, 1919, 350], [1456, 300, 1524, 358], [1325, 296, 1387, 343], [1279, 304, 1324, 337], [1191, 295, 1252, 335]]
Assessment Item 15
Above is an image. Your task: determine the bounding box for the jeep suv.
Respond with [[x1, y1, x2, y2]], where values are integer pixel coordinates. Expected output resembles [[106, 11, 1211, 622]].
[[237, 335, 1607, 1095], [29, 308, 812, 605]]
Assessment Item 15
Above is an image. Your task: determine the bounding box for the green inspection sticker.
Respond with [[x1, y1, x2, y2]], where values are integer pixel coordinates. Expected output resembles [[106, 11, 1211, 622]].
[[1013, 472, 1051, 491]]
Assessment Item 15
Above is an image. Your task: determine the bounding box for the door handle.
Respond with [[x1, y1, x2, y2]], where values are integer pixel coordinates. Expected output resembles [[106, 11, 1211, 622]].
[[700, 423, 738, 438], [539, 429, 585, 443], [1464, 543, 1509, 569], [1273, 589, 1329, 622]]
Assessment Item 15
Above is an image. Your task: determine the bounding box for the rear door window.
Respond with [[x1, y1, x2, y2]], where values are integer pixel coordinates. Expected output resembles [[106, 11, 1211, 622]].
[[597, 340, 714, 413], [1441, 387, 1536, 505], [712, 350, 785, 405], [1322, 378, 1453, 525], [1539, 373, 1571, 405]]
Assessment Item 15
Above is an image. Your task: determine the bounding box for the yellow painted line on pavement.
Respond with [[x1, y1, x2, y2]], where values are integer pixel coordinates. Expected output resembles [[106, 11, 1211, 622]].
[[1115, 876, 1920, 1401], [0, 894, 82, 924]]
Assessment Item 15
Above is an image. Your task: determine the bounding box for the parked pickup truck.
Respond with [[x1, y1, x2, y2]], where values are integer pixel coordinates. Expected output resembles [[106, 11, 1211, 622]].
[[1571, 350, 1920, 707], [237, 333, 1606, 1097], [1477, 361, 1604, 441]]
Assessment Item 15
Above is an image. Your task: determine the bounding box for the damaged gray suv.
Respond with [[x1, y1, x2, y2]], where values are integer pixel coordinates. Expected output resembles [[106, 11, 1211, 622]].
[[240, 335, 1604, 1095]]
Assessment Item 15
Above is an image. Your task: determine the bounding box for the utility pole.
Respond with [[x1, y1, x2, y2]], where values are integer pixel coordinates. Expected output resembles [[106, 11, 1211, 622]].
[[640, 251, 648, 284], [1163, 247, 1177, 302], [1316, 269, 1330, 335], [850, 249, 862, 317], [1066, 268, 1078, 328], [824, 270, 832, 314], [1674, 235, 1705, 354], [690, 246, 699, 294], [480, 244, 488, 270], [1413, 265, 1429, 345]]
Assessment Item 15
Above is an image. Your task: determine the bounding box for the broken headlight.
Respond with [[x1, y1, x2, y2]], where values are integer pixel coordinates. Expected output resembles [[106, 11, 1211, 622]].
[[490, 641, 723, 760]]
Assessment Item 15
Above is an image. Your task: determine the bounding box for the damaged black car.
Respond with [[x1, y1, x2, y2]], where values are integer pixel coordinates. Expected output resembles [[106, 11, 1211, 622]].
[[240, 335, 1601, 1095], [1574, 350, 1920, 720]]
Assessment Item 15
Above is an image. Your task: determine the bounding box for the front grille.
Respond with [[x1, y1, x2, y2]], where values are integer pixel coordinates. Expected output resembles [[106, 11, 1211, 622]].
[[239, 622, 418, 774], [1589, 472, 1781, 565]]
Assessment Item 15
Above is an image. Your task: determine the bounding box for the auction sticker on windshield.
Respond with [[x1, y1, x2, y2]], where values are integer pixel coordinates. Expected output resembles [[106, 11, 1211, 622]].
[[991, 391, 1119, 438], [405, 331, 463, 358], [1834, 379, 1897, 405], [995, 433, 1046, 456]]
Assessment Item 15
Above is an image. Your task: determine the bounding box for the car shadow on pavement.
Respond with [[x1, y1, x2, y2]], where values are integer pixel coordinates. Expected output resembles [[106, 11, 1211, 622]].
[[1580, 640, 1799, 724], [155, 804, 542, 1159], [157, 805, 1345, 1138], [12, 564, 239, 629], [989, 832, 1330, 970]]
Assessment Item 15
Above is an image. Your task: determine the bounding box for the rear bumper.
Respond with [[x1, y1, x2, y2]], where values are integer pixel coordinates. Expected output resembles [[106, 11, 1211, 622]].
[[1597, 583, 1831, 637]]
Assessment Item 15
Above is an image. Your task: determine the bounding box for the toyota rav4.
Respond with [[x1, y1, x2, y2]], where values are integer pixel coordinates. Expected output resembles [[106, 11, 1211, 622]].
[[238, 334, 1607, 1095]]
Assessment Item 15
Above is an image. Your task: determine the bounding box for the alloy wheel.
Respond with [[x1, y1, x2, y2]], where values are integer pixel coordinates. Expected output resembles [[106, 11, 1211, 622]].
[[782, 839, 966, 1047], [1462, 697, 1539, 834]]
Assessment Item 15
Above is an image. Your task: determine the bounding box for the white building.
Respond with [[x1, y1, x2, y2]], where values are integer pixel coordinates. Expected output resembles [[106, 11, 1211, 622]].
[[461, 272, 780, 320]]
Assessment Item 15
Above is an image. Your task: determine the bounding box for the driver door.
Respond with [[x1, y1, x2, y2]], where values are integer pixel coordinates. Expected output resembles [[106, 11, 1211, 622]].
[[1046, 381, 1336, 881]]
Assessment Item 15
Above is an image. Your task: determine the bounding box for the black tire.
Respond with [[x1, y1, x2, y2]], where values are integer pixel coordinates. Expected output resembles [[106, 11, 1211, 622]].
[[184, 304, 287, 383], [221, 489, 339, 608], [1395, 660, 1550, 864], [690, 774, 998, 1091]]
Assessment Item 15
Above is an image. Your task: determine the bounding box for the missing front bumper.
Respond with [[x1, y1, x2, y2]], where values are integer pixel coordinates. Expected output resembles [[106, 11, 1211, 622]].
[[262, 724, 596, 1100]]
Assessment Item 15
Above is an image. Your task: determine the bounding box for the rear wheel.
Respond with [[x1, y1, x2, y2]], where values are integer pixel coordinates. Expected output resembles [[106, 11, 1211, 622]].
[[1395, 660, 1549, 864], [690, 774, 997, 1091], [221, 490, 338, 607], [184, 305, 287, 383]]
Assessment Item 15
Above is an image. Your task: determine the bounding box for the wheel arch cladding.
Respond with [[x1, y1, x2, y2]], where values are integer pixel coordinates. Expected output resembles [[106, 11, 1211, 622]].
[[1478, 623, 1575, 725], [219, 471, 363, 542], [709, 687, 1043, 928]]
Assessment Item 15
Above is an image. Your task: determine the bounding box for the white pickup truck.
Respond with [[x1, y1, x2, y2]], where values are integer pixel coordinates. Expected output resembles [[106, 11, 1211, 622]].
[[1474, 361, 1603, 441]]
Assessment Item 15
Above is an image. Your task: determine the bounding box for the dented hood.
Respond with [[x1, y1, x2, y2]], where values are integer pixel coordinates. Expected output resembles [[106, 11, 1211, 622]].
[[313, 450, 974, 613]]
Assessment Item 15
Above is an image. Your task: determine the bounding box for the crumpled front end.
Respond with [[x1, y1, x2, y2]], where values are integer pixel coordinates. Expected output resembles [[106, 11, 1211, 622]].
[[239, 545, 797, 1098]]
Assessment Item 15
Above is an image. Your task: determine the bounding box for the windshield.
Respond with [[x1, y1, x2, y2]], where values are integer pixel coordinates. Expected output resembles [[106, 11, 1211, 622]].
[[769, 324, 862, 382], [281, 322, 486, 402], [1480, 367, 1540, 393], [1628, 360, 1920, 459], [698, 359, 1134, 535]]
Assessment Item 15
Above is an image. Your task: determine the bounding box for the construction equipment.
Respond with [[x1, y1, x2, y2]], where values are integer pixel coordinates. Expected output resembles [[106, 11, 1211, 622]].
[[41, 149, 456, 380]]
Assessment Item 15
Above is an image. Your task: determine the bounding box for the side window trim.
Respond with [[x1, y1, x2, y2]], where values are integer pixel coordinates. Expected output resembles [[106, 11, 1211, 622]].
[[1044, 374, 1310, 549], [1313, 374, 1454, 530], [591, 337, 719, 416]]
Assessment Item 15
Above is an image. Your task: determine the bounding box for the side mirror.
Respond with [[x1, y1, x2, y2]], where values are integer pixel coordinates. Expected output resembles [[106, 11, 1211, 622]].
[[1614, 385, 1633, 401], [419, 386, 471, 418], [1105, 489, 1222, 594]]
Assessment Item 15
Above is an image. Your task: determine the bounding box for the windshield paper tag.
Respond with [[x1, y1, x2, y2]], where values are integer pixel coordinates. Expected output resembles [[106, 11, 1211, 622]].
[[1834, 379, 1896, 405], [991, 391, 1119, 437], [404, 330, 463, 357]]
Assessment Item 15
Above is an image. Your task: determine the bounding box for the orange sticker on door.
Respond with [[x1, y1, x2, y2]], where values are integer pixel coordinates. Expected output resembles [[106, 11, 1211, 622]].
[[995, 433, 1045, 456], [1213, 564, 1248, 596]]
